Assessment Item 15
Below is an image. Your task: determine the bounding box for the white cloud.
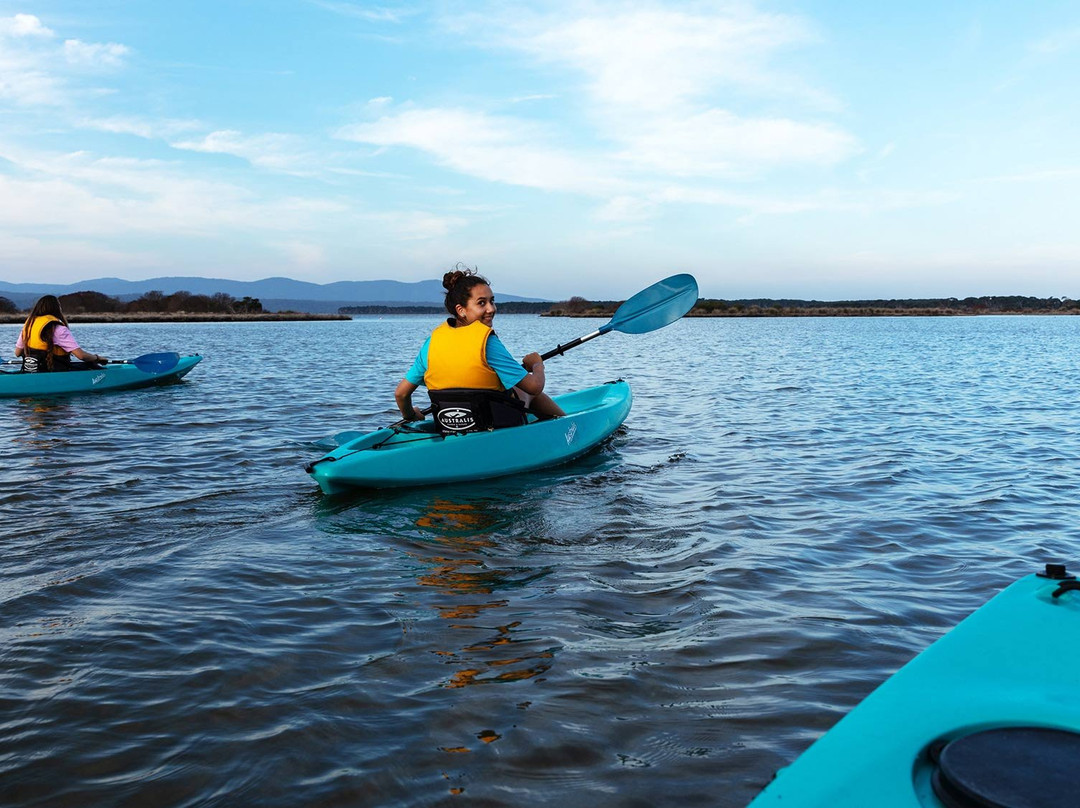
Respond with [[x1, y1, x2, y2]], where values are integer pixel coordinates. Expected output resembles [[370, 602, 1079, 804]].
[[0, 15, 62, 105], [1, 13, 54, 38], [355, 1, 861, 211], [0, 141, 474, 281], [308, 1, 415, 23], [0, 15, 131, 106], [0, 145, 337, 237], [79, 115, 204, 139], [171, 130, 316, 173], [594, 195, 657, 222], [509, 93, 557, 103], [63, 39, 131, 68], [364, 210, 469, 240], [0, 160, 248, 237], [501, 4, 819, 112], [0, 59, 65, 106], [336, 96, 862, 220], [617, 110, 858, 177], [655, 184, 959, 217], [338, 106, 628, 194]]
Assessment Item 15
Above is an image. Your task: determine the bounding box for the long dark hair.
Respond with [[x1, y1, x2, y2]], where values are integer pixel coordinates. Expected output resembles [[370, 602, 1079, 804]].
[[442, 263, 490, 318], [21, 295, 69, 366]]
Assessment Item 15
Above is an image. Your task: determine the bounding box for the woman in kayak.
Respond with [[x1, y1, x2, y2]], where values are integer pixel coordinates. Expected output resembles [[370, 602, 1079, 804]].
[[14, 295, 108, 372], [395, 266, 564, 429]]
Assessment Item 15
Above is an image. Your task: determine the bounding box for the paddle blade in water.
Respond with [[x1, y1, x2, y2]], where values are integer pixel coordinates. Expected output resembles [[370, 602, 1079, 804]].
[[607, 273, 699, 335], [311, 430, 367, 450], [131, 352, 181, 373]]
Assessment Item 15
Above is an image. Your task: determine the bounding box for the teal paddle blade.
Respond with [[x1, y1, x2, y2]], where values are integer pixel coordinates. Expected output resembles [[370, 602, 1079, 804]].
[[130, 352, 181, 373], [538, 273, 700, 362], [606, 273, 699, 335], [311, 430, 367, 450]]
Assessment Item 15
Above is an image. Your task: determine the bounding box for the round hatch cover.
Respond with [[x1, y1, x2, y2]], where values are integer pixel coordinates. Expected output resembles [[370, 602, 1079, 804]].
[[931, 726, 1080, 808]]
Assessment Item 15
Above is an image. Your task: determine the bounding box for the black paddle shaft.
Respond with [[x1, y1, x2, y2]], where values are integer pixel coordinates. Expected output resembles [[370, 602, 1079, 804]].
[[538, 329, 604, 363]]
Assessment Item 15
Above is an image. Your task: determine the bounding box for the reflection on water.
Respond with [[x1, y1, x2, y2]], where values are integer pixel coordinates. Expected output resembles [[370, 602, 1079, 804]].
[[412, 499, 556, 690], [416, 499, 495, 533], [10, 399, 76, 455]]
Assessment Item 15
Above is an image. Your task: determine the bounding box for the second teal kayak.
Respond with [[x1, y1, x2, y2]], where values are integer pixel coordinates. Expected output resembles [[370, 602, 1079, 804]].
[[307, 380, 632, 493], [749, 563, 1080, 808], [0, 354, 202, 398]]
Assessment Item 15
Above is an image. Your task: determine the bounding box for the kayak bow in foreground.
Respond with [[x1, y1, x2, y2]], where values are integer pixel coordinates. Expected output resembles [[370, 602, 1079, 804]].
[[749, 562, 1080, 808], [307, 380, 632, 493], [0, 354, 202, 398]]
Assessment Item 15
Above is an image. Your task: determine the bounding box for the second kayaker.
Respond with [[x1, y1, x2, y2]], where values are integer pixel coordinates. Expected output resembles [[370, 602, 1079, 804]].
[[14, 295, 109, 372], [395, 265, 565, 432]]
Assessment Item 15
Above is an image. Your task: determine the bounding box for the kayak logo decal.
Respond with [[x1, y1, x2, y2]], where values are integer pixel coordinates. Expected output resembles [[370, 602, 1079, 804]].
[[437, 407, 477, 432], [91, 372, 107, 385], [564, 421, 577, 445]]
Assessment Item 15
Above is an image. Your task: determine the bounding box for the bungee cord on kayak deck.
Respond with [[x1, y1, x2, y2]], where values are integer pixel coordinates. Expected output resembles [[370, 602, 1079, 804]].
[[305, 425, 444, 472]]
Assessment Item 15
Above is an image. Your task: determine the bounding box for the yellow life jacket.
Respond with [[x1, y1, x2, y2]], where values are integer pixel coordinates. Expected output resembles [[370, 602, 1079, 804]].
[[25, 315, 68, 356], [425, 320, 503, 391]]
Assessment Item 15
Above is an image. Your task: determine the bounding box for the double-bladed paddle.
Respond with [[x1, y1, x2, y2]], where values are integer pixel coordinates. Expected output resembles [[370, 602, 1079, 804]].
[[315, 273, 699, 446], [2, 351, 181, 373]]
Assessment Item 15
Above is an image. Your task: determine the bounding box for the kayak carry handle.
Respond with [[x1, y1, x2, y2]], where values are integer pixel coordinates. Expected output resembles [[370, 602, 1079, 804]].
[[1051, 580, 1080, 600]]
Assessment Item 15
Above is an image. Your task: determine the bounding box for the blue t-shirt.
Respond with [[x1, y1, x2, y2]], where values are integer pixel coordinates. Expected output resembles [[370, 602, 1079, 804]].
[[405, 328, 527, 389]]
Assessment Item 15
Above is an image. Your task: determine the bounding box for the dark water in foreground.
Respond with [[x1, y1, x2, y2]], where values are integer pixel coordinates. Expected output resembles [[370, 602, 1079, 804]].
[[2, 315, 1079, 807]]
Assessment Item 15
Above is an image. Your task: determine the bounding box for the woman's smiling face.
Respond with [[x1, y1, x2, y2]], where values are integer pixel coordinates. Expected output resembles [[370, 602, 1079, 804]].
[[455, 283, 496, 326]]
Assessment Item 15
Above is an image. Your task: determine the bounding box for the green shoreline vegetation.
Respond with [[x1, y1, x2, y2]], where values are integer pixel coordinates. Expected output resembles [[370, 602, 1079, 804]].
[[0, 289, 348, 323], [545, 295, 1080, 317], [0, 312, 351, 324], [5, 289, 1077, 323], [345, 294, 1080, 318]]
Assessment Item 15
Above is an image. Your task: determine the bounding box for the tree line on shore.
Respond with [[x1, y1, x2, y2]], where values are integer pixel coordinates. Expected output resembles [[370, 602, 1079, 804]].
[[339, 301, 552, 315], [339, 295, 1080, 317], [546, 295, 1080, 317], [0, 290, 264, 316], [5, 290, 1076, 319]]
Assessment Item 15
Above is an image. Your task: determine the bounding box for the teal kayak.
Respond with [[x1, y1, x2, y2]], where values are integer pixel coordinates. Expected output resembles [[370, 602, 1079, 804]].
[[0, 354, 202, 398], [749, 563, 1080, 808], [307, 380, 632, 493]]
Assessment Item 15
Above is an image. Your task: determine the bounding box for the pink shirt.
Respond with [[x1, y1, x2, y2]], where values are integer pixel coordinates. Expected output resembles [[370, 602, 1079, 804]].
[[15, 323, 81, 353]]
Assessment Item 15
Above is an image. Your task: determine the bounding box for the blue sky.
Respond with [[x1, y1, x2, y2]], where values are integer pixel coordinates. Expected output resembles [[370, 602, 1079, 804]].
[[1, 1, 1079, 300]]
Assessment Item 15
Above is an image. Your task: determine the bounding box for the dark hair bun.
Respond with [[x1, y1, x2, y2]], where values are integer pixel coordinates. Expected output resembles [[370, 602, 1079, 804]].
[[442, 269, 470, 293]]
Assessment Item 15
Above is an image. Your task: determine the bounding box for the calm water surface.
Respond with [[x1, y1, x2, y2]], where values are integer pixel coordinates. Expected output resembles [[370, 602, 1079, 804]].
[[3, 315, 1079, 806]]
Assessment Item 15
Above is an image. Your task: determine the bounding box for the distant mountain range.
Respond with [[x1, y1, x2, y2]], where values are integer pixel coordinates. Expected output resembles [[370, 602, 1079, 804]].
[[0, 276, 550, 313]]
